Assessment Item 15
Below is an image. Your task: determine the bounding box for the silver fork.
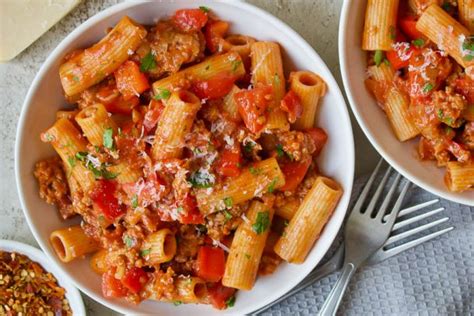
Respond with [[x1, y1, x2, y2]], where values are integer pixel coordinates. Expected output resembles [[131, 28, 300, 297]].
[[251, 197, 453, 315]]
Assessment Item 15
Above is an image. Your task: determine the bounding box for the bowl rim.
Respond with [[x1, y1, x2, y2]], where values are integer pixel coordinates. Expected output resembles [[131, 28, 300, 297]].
[[338, 0, 474, 207], [14, 0, 355, 314], [0, 239, 86, 315]]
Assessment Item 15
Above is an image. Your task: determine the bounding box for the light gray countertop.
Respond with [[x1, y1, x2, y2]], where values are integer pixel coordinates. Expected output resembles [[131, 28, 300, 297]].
[[0, 1, 378, 315]]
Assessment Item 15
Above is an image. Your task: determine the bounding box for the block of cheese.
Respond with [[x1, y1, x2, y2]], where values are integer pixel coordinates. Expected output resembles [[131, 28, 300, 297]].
[[0, 0, 82, 62]]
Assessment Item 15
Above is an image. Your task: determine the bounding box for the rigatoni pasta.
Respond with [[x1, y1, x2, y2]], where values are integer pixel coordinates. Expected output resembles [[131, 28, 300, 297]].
[[362, 0, 399, 50], [35, 6, 342, 310], [458, 0, 474, 32], [274, 176, 342, 263], [445, 162, 474, 192]]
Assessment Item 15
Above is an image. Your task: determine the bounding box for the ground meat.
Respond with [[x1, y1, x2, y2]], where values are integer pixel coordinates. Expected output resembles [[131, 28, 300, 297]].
[[141, 21, 204, 78], [205, 202, 249, 241], [432, 88, 467, 128], [258, 253, 282, 275], [33, 157, 75, 219], [146, 267, 176, 301], [461, 122, 474, 150], [275, 130, 315, 162]]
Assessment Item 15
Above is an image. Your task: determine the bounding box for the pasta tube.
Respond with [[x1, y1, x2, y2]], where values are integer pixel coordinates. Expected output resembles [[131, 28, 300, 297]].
[[195, 157, 285, 215], [152, 52, 245, 93], [417, 4, 474, 68], [223, 201, 274, 290], [251, 41, 289, 131], [59, 16, 147, 96], [222, 85, 242, 122], [275, 199, 300, 221], [274, 176, 342, 263], [142, 228, 177, 264], [290, 71, 327, 130], [151, 90, 201, 160], [50, 225, 99, 263], [75, 103, 117, 147], [458, 0, 474, 32], [362, 0, 399, 50], [175, 277, 208, 303], [445, 161, 474, 192]]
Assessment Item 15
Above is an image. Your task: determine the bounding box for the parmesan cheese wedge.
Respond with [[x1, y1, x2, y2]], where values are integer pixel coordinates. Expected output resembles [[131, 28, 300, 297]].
[[0, 0, 82, 62]]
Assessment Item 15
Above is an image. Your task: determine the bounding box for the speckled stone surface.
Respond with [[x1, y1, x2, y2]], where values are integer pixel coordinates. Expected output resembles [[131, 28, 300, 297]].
[[0, 0, 381, 315]]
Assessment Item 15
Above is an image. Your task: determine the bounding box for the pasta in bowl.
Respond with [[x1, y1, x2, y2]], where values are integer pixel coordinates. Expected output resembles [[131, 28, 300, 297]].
[[340, 0, 474, 205], [15, 1, 354, 314]]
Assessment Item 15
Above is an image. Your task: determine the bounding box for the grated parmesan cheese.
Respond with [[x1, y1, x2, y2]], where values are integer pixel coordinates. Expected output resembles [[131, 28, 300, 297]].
[[212, 239, 230, 253]]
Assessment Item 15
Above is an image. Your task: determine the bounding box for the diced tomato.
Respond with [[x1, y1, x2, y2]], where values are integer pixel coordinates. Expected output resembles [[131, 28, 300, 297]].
[[454, 77, 474, 104], [280, 90, 303, 123], [173, 9, 208, 32], [305, 127, 328, 156], [196, 246, 225, 282], [399, 15, 424, 40], [279, 158, 311, 192], [91, 180, 124, 220], [102, 268, 126, 298], [179, 194, 204, 224], [204, 20, 229, 53], [386, 46, 415, 70], [121, 267, 149, 294], [114, 60, 150, 100], [216, 147, 242, 177], [96, 83, 120, 104], [143, 99, 164, 133], [192, 72, 237, 100], [207, 282, 236, 310], [104, 95, 140, 115], [234, 84, 273, 134]]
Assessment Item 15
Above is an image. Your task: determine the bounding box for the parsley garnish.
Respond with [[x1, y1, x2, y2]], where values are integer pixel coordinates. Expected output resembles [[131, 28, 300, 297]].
[[199, 6, 210, 13], [154, 88, 171, 100], [177, 206, 184, 213], [123, 235, 134, 248], [275, 144, 284, 157], [140, 52, 156, 72], [72, 76, 79, 82], [225, 296, 236, 308], [173, 301, 183, 306], [223, 197, 233, 208], [103, 128, 114, 149], [75, 152, 87, 161], [244, 254, 251, 259], [461, 37, 474, 61], [437, 109, 454, 126], [441, 2, 452, 11], [389, 26, 396, 40], [140, 248, 151, 257], [231, 60, 242, 73], [273, 73, 281, 86], [244, 141, 255, 153], [283, 220, 289, 227], [205, 64, 211, 71], [412, 38, 425, 47], [67, 156, 76, 168], [189, 170, 214, 188], [252, 211, 270, 234], [423, 83, 434, 93], [131, 194, 138, 209], [248, 167, 262, 175], [374, 50, 384, 67], [102, 169, 119, 180], [223, 210, 233, 221], [267, 177, 278, 193]]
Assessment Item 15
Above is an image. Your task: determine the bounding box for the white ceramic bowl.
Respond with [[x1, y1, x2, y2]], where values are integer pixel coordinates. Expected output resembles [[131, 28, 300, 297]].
[[339, 0, 474, 206], [15, 1, 354, 314], [0, 239, 85, 315]]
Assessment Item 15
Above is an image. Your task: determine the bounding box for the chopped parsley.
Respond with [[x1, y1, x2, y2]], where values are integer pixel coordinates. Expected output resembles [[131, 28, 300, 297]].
[[72, 76, 79, 82], [267, 177, 279, 193], [140, 248, 151, 257], [231, 60, 242, 73], [374, 50, 384, 67], [140, 52, 157, 72], [173, 301, 183, 306], [437, 109, 454, 126], [244, 141, 255, 153], [101, 169, 119, 180], [412, 38, 425, 47], [225, 296, 236, 308], [123, 235, 134, 248], [103, 128, 114, 149], [273, 73, 281, 86], [223, 197, 233, 208], [154, 88, 171, 100], [244, 253, 251, 259], [252, 211, 270, 234], [423, 83, 434, 93], [205, 64, 211, 71], [223, 210, 233, 221], [441, 2, 452, 12], [275, 144, 285, 157], [383, 58, 391, 66], [177, 206, 184, 213], [67, 156, 76, 168], [199, 6, 210, 13], [189, 170, 215, 188], [248, 167, 262, 175], [75, 151, 88, 161], [389, 25, 396, 40], [131, 195, 138, 209], [461, 37, 474, 61], [283, 219, 289, 227]]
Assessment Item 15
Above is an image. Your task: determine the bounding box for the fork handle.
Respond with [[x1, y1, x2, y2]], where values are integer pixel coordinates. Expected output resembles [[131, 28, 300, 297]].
[[318, 262, 357, 316]]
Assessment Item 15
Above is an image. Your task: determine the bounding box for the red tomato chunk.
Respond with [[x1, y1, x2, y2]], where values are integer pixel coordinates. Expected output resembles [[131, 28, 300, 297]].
[[121, 267, 149, 294], [192, 72, 237, 100], [102, 268, 126, 298], [114, 60, 150, 100], [216, 147, 242, 177], [235, 84, 273, 134], [197, 246, 225, 282], [281, 90, 303, 123], [91, 180, 124, 220], [173, 9, 208, 32], [208, 282, 236, 310], [279, 158, 311, 192]]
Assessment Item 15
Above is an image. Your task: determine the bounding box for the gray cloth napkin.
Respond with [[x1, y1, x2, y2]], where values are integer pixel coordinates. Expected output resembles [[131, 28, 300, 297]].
[[263, 174, 474, 316]]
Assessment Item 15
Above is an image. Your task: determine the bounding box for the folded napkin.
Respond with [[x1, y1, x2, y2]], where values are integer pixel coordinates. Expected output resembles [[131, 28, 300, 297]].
[[263, 175, 474, 315]]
